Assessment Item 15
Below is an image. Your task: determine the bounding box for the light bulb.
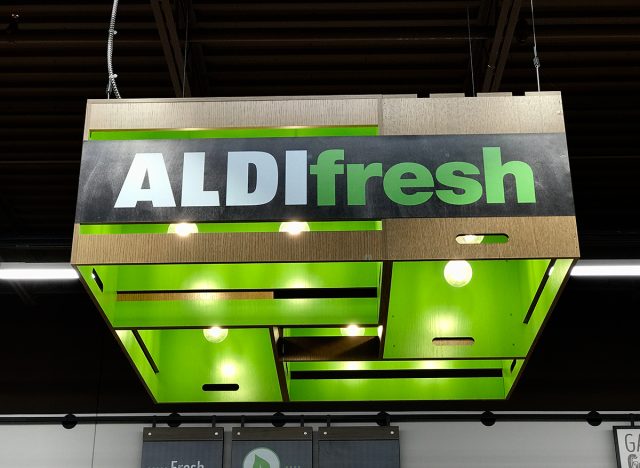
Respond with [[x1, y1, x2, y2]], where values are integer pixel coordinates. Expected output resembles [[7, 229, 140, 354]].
[[279, 221, 310, 235], [444, 260, 473, 287], [341, 324, 365, 336], [220, 362, 236, 377], [458, 234, 485, 244], [203, 326, 228, 343], [168, 223, 198, 237]]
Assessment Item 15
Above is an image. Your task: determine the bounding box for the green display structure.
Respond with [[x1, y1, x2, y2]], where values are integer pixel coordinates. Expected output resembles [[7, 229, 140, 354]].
[[73, 124, 577, 404]]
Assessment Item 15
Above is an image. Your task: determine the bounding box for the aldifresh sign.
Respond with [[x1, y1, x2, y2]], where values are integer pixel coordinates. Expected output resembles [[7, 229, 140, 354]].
[[76, 134, 573, 223]]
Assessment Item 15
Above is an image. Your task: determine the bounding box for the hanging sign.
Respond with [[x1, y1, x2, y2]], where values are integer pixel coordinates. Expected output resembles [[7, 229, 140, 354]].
[[614, 426, 640, 468], [231, 427, 312, 468], [76, 133, 573, 223], [317, 426, 400, 468], [141, 427, 223, 468]]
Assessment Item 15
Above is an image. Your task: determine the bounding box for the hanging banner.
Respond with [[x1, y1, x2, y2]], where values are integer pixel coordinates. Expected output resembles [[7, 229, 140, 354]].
[[76, 133, 573, 223], [141, 427, 223, 468], [614, 426, 640, 468], [231, 427, 312, 468], [317, 426, 400, 468]]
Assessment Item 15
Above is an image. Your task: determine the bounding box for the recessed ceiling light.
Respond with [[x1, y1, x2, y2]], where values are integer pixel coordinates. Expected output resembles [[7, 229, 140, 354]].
[[0, 263, 78, 281], [571, 260, 640, 277]]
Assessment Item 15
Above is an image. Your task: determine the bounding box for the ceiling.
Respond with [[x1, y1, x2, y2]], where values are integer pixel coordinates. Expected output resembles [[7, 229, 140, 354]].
[[1, 0, 639, 413]]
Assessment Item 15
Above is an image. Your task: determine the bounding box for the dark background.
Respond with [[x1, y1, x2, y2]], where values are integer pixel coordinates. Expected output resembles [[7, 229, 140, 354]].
[[0, 0, 639, 413]]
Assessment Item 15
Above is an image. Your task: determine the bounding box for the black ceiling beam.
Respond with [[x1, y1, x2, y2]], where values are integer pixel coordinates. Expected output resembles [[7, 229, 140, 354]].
[[175, 0, 210, 97], [481, 0, 522, 92], [151, 0, 191, 97], [464, 0, 496, 95]]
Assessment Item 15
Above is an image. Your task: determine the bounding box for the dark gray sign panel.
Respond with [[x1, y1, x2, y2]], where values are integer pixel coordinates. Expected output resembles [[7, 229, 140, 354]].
[[76, 134, 573, 223], [317, 426, 400, 468], [141, 427, 223, 468], [231, 427, 312, 468]]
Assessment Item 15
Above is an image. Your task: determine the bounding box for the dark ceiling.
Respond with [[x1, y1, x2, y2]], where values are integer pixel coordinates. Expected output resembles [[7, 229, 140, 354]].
[[1, 0, 639, 414]]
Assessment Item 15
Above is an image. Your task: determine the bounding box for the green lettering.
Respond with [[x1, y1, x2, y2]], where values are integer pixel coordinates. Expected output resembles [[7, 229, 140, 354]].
[[309, 149, 344, 206], [383, 162, 433, 206], [483, 147, 536, 203], [435, 162, 483, 205], [347, 163, 383, 205]]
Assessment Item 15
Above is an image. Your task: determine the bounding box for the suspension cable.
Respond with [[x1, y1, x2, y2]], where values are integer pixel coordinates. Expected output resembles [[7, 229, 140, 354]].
[[107, 0, 122, 99]]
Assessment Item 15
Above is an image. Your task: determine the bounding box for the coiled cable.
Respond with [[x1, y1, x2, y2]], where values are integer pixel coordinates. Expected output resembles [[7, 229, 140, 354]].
[[106, 0, 121, 98]]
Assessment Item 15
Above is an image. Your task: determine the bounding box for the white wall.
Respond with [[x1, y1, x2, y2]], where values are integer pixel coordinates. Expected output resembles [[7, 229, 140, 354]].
[[0, 415, 624, 468]]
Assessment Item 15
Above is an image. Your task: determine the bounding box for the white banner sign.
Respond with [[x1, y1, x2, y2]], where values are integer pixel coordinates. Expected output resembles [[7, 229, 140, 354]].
[[614, 426, 640, 468]]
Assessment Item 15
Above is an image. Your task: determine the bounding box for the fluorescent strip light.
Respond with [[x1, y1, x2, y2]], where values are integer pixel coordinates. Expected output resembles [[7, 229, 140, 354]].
[[0, 263, 78, 281], [571, 260, 640, 277]]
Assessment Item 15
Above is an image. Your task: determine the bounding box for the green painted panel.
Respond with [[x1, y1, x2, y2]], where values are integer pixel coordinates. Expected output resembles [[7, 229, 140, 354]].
[[89, 126, 378, 141], [80, 262, 380, 329], [384, 259, 550, 359], [125, 328, 282, 403], [110, 298, 379, 328], [79, 221, 382, 235], [287, 359, 507, 400], [91, 262, 381, 292], [289, 377, 505, 401]]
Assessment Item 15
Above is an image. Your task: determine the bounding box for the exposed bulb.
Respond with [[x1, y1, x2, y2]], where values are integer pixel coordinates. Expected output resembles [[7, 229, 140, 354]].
[[459, 234, 485, 244], [279, 221, 310, 235], [220, 362, 236, 377], [203, 326, 228, 343], [168, 223, 198, 237], [341, 324, 365, 336], [444, 260, 473, 287]]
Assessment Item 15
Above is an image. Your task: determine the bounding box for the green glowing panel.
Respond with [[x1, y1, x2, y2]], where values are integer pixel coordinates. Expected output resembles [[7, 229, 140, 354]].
[[78, 262, 381, 329], [79, 221, 381, 235], [89, 126, 378, 141], [111, 298, 378, 329], [118, 328, 282, 403], [384, 259, 551, 359], [286, 359, 524, 401]]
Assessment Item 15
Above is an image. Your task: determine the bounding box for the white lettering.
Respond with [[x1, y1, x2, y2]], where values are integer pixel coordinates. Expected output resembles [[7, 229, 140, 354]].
[[181, 152, 220, 206], [226, 151, 278, 206], [285, 150, 308, 205], [114, 153, 176, 208]]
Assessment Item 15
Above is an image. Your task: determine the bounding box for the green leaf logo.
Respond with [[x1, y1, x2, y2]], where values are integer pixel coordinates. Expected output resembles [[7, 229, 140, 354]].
[[253, 454, 270, 468]]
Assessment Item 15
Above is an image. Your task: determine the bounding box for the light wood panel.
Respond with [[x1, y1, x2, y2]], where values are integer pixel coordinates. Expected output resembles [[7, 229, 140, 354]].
[[117, 291, 273, 301], [380, 94, 565, 135], [71, 216, 578, 265], [382, 216, 578, 261]]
